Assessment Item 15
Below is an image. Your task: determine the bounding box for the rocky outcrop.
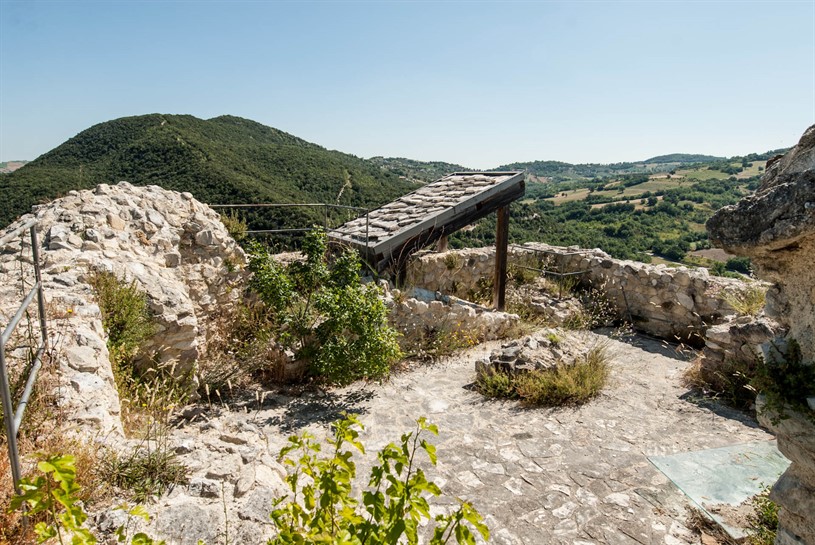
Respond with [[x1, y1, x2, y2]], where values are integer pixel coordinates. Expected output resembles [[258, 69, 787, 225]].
[[0, 182, 245, 437], [708, 125, 815, 545]]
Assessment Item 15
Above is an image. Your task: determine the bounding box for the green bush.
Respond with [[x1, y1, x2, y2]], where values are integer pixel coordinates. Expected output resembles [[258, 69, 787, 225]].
[[746, 486, 778, 545], [270, 414, 489, 544], [248, 229, 401, 385]]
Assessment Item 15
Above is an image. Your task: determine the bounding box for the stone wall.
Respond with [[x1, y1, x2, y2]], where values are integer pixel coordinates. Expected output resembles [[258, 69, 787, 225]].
[[407, 244, 746, 343], [387, 287, 519, 343], [0, 182, 245, 437], [708, 125, 815, 545]]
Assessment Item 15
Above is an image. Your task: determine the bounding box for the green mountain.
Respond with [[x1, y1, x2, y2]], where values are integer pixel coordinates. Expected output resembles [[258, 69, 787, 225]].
[[0, 114, 417, 229], [642, 153, 722, 164], [368, 156, 470, 183]]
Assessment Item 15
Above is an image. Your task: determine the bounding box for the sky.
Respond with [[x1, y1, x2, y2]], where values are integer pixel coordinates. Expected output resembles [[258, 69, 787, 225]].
[[1, 1, 814, 169]]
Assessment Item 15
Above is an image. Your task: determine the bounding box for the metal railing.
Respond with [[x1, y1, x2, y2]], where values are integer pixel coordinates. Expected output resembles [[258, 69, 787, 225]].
[[0, 219, 48, 492], [210, 202, 371, 251]]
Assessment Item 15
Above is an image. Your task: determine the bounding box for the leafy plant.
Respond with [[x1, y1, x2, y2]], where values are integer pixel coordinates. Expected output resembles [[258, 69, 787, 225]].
[[10, 454, 168, 545], [248, 229, 401, 385], [11, 455, 96, 545], [746, 486, 778, 545], [269, 414, 489, 544]]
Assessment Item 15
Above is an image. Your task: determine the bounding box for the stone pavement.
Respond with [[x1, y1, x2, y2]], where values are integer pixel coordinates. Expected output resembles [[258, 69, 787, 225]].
[[128, 331, 774, 545]]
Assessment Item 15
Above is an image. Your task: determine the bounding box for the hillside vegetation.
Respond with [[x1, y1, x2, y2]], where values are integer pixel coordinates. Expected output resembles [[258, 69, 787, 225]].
[[0, 114, 417, 229]]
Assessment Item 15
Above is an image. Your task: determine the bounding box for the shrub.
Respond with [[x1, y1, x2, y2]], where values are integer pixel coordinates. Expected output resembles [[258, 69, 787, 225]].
[[746, 486, 778, 545], [475, 369, 518, 399], [88, 270, 155, 367], [247, 229, 402, 385], [220, 210, 248, 242], [270, 414, 489, 544], [722, 283, 766, 317], [515, 346, 609, 406], [476, 346, 609, 407]]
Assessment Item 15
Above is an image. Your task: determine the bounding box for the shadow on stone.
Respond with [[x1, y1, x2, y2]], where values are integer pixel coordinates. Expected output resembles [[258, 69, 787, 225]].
[[261, 389, 375, 432], [678, 391, 761, 430]]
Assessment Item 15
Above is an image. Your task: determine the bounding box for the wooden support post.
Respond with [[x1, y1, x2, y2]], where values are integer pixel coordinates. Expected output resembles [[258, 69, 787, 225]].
[[436, 234, 448, 252], [493, 205, 509, 311]]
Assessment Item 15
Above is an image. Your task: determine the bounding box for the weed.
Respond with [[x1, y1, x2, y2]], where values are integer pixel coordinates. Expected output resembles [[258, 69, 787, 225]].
[[722, 283, 767, 317], [682, 356, 760, 412], [100, 421, 189, 503], [546, 332, 562, 346], [443, 252, 461, 271], [88, 270, 155, 364]]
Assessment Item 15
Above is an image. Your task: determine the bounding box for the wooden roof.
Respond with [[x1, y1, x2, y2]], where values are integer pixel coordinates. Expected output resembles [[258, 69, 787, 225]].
[[329, 171, 525, 272]]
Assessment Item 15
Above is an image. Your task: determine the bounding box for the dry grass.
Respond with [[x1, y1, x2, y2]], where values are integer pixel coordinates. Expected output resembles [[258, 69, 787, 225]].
[[476, 346, 610, 407], [722, 283, 767, 317]]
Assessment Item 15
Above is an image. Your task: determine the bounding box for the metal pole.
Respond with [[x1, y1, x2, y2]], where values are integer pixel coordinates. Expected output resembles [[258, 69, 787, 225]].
[[0, 339, 22, 492], [323, 204, 328, 231], [31, 226, 48, 345]]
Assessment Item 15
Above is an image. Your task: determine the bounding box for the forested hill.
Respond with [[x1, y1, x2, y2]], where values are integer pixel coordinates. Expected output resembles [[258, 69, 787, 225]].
[[0, 114, 417, 228], [496, 148, 788, 182]]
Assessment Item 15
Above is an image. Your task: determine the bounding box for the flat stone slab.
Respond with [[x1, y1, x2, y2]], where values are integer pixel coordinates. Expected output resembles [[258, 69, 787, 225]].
[[649, 440, 789, 539]]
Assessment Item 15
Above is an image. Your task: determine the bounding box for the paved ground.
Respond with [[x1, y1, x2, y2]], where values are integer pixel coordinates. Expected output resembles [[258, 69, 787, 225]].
[[126, 331, 774, 545]]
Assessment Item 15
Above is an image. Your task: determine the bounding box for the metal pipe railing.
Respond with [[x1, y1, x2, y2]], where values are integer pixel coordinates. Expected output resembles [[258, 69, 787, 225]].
[[0, 220, 48, 492], [210, 202, 372, 256]]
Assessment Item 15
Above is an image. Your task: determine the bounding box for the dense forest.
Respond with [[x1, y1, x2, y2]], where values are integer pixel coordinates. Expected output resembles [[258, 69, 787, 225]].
[[0, 114, 417, 229]]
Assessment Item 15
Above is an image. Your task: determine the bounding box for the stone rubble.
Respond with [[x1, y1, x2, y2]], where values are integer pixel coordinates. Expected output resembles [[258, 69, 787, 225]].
[[387, 287, 520, 342], [476, 331, 592, 377]]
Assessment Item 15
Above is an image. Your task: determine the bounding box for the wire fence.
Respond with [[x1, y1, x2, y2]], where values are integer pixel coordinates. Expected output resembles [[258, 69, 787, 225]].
[[210, 203, 370, 252], [0, 219, 48, 492]]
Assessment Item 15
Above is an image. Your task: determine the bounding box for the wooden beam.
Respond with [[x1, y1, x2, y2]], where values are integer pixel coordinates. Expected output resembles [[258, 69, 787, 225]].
[[493, 205, 510, 311], [436, 235, 448, 252]]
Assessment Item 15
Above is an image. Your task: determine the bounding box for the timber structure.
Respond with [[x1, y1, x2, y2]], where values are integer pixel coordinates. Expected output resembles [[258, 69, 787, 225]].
[[329, 171, 525, 309]]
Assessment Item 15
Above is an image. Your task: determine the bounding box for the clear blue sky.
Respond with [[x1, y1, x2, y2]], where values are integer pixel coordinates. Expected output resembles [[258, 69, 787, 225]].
[[1, 1, 813, 168]]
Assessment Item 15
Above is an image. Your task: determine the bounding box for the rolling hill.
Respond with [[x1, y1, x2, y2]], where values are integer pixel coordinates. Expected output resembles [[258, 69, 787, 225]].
[[0, 114, 417, 229]]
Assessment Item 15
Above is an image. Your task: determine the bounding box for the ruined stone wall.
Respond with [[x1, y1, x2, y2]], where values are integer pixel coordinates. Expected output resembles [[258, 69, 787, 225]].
[[0, 182, 245, 437], [407, 244, 744, 342], [387, 288, 519, 343]]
